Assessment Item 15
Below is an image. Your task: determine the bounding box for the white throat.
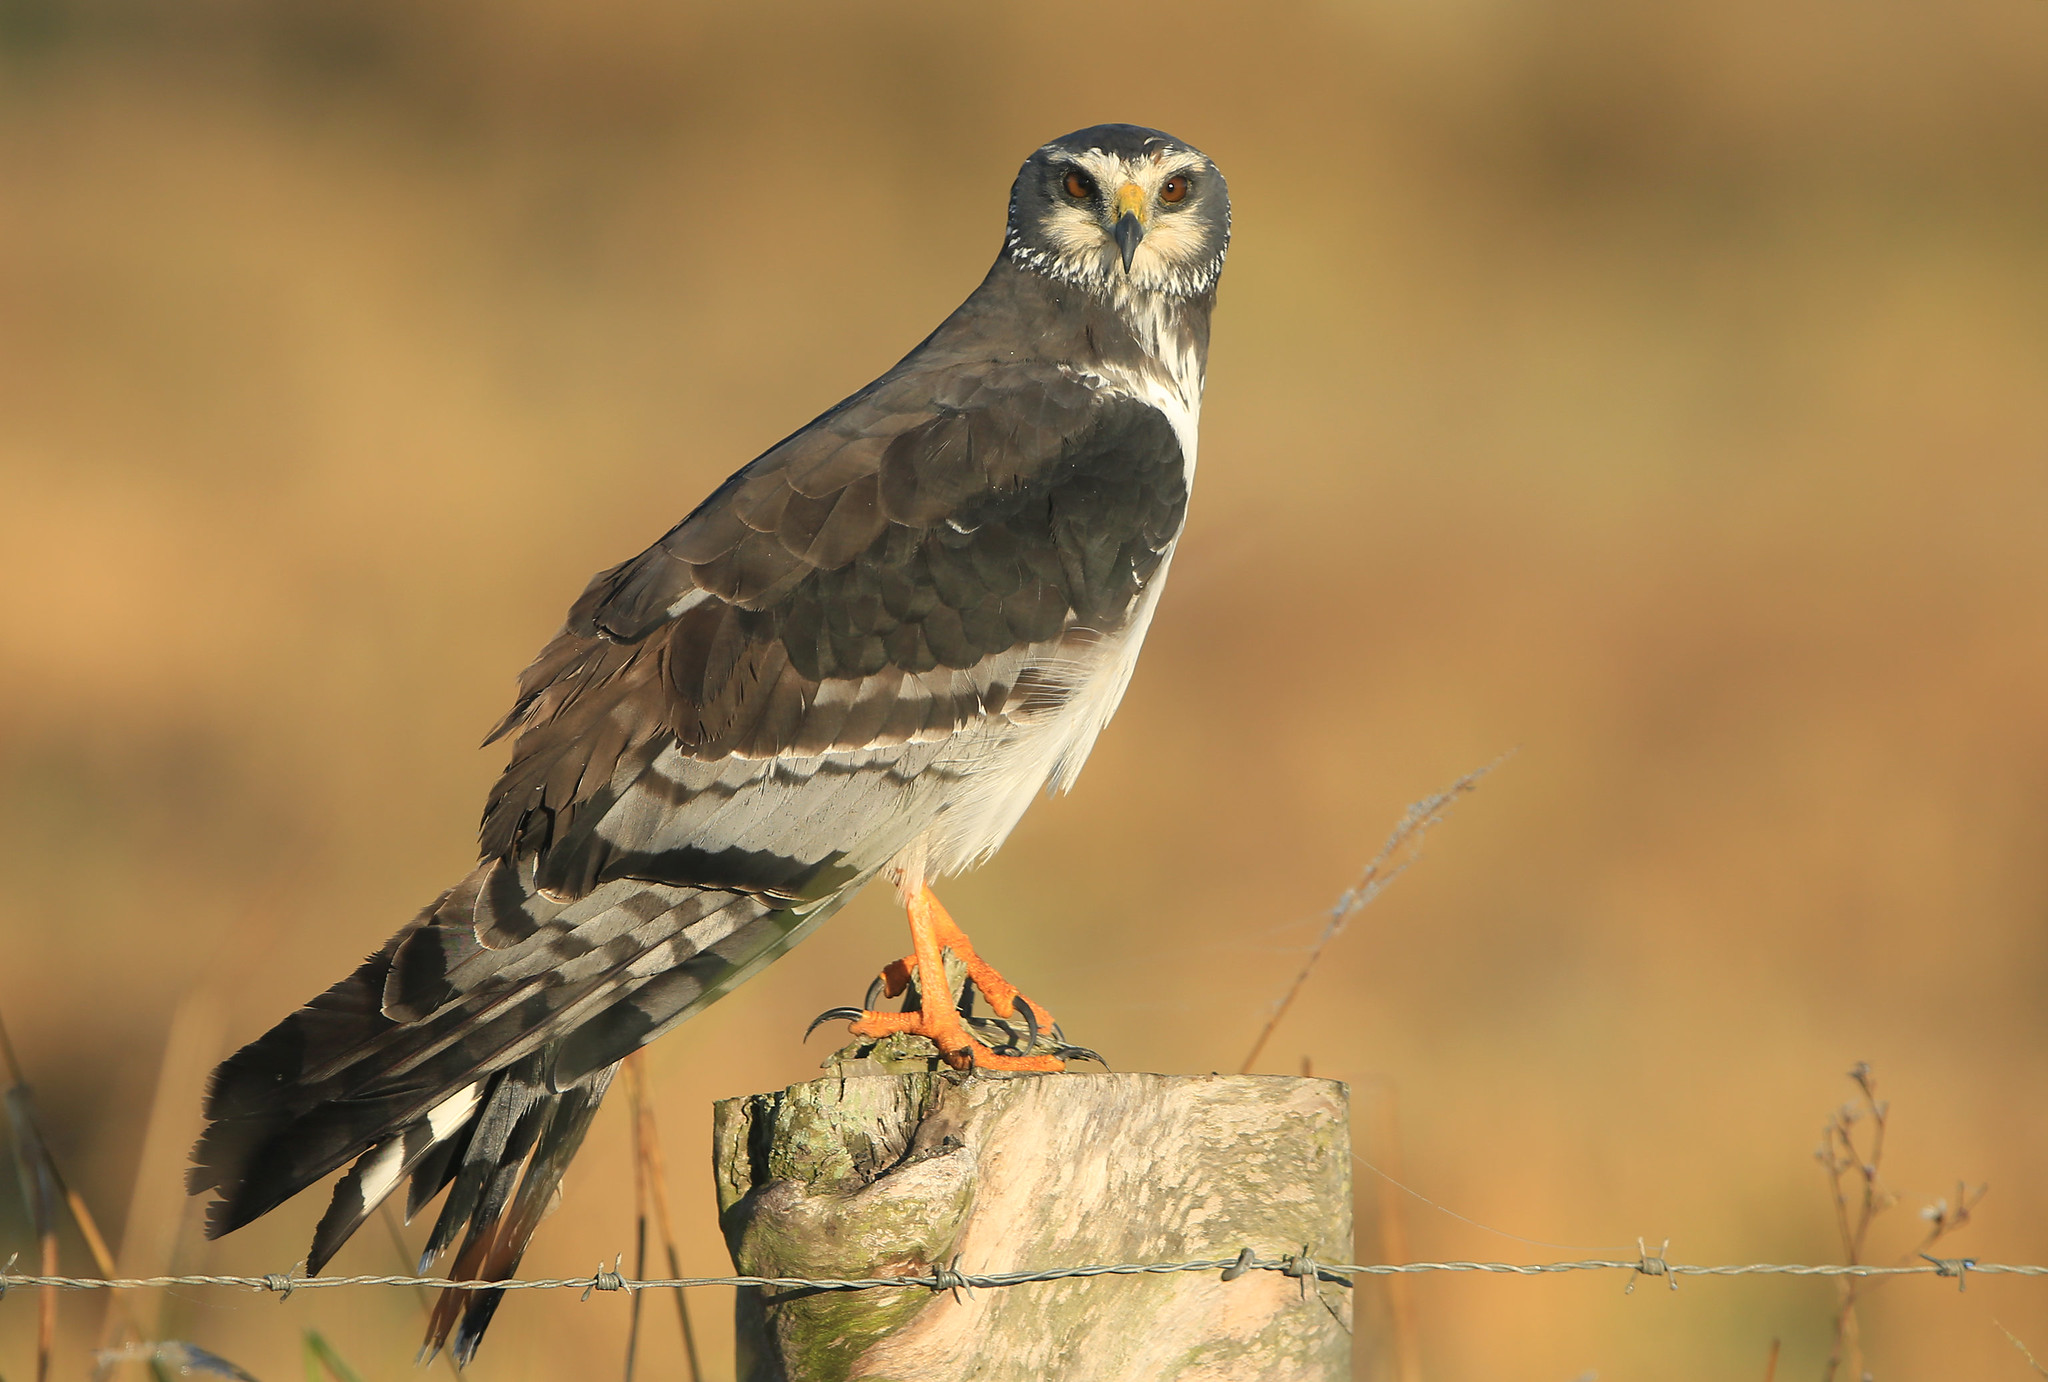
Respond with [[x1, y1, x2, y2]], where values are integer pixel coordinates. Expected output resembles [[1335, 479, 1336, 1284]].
[[1097, 286, 1204, 479]]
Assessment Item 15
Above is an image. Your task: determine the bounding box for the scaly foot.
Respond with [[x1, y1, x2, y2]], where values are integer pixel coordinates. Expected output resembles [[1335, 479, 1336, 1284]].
[[814, 885, 1072, 1072]]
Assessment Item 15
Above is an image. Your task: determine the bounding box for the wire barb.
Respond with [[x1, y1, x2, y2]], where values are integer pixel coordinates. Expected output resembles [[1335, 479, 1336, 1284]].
[[1626, 1237, 1676, 1294], [925, 1258, 973, 1303], [1280, 1248, 1324, 1299], [1921, 1254, 1974, 1292], [583, 1256, 633, 1301]]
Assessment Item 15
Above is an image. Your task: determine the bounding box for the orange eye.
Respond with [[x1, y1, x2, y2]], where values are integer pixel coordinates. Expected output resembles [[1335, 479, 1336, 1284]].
[[1063, 170, 1095, 200], [1160, 174, 1191, 204]]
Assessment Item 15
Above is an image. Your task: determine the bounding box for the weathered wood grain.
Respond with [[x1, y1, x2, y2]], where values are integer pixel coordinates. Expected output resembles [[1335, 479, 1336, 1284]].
[[713, 1072, 1352, 1382]]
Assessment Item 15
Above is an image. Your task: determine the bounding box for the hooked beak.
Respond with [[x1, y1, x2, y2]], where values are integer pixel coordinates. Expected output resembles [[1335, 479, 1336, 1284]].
[[1112, 182, 1147, 273]]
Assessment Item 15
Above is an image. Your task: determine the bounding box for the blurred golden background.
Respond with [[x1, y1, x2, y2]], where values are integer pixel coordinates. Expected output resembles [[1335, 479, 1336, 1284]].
[[4, 0, 2048, 1377]]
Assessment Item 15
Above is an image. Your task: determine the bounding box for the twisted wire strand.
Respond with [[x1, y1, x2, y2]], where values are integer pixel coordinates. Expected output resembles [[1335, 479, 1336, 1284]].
[[3, 1254, 2039, 1298]]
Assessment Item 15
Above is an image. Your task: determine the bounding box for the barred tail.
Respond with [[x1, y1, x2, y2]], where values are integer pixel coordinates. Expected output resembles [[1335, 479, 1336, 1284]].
[[189, 862, 849, 1362]]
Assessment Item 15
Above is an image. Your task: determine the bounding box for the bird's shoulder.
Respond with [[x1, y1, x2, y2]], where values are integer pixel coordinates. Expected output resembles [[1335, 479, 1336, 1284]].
[[585, 358, 1161, 638]]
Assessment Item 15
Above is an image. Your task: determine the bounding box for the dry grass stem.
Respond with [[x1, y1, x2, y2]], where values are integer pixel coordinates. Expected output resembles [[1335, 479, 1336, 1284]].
[[94, 995, 225, 1380], [1239, 757, 1505, 1074], [4, 1011, 65, 1382], [5, 1005, 214, 1382], [1997, 1322, 2048, 1377], [621, 1052, 702, 1382], [301, 1330, 365, 1382], [1815, 1062, 1986, 1382], [623, 1054, 650, 1382]]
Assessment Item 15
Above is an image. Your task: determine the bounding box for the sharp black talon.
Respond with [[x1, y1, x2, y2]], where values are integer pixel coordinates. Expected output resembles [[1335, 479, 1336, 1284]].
[[1054, 1045, 1106, 1068], [1011, 993, 1042, 1052], [805, 1007, 867, 1041], [865, 975, 888, 1011]]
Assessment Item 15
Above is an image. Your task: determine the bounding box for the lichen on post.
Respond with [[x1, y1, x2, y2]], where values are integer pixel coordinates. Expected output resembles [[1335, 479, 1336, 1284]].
[[713, 1072, 1353, 1382]]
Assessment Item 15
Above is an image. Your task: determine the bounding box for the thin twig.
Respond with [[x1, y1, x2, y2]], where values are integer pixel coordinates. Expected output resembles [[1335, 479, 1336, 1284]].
[[1240, 757, 1504, 1073], [1815, 1063, 1985, 1382], [5, 1004, 204, 1382], [1998, 1321, 2048, 1377], [623, 1053, 650, 1382], [1819, 1062, 1888, 1382], [2, 1013, 128, 1278], [623, 1054, 702, 1382], [96, 994, 221, 1382], [3, 1011, 62, 1382]]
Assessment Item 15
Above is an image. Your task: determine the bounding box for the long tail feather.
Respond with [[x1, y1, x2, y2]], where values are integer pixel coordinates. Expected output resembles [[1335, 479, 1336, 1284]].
[[190, 868, 849, 1363], [421, 1063, 619, 1366], [307, 1080, 482, 1273]]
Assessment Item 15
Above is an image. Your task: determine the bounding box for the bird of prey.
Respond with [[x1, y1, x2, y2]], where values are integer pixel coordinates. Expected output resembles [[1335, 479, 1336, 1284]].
[[188, 123, 1230, 1362]]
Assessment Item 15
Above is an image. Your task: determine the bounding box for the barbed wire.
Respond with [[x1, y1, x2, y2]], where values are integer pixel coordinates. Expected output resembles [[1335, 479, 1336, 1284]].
[[2, 1248, 2036, 1303]]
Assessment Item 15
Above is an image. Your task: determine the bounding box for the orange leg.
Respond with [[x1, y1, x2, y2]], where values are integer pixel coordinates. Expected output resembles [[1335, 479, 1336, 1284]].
[[849, 885, 1064, 1073]]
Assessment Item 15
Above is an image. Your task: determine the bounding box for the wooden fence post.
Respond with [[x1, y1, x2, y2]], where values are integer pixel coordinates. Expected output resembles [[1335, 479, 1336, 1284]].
[[713, 1072, 1353, 1382]]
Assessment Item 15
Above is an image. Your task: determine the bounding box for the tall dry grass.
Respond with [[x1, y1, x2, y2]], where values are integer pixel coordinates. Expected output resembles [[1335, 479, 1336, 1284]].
[[4, 1, 2048, 1377]]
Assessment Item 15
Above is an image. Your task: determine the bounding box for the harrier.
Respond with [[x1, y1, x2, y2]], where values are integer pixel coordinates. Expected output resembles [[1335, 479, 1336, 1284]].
[[190, 123, 1230, 1362]]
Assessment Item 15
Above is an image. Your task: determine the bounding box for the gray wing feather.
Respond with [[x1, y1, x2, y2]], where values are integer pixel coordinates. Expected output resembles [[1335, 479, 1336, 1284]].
[[190, 351, 1187, 1349], [480, 361, 1185, 908]]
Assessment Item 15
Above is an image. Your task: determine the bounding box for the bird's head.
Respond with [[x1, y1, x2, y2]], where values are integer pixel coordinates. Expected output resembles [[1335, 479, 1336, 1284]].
[[1005, 125, 1229, 299]]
